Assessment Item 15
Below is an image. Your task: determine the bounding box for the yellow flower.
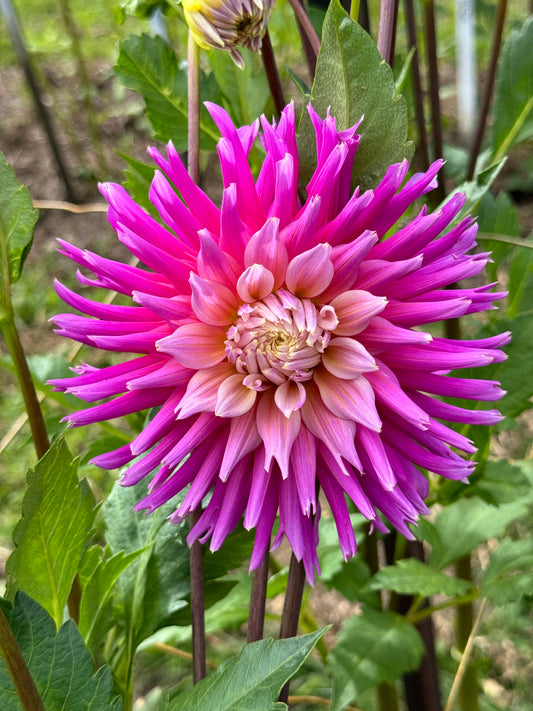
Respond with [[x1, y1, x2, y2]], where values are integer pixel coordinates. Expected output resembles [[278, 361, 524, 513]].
[[183, 0, 275, 68]]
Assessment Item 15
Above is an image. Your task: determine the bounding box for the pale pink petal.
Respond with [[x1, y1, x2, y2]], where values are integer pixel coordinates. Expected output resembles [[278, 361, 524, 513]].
[[322, 337, 378, 379], [285, 244, 334, 297], [331, 290, 387, 336], [190, 273, 238, 326], [156, 322, 226, 369], [220, 406, 262, 481], [301, 383, 361, 473], [290, 426, 317, 515], [313, 367, 382, 431], [257, 390, 300, 478], [176, 362, 235, 419], [237, 264, 275, 303], [215, 373, 258, 418], [274, 379, 306, 418]]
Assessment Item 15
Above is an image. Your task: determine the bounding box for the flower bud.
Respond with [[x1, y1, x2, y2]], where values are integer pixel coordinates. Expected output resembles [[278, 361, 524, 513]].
[[183, 0, 275, 68]]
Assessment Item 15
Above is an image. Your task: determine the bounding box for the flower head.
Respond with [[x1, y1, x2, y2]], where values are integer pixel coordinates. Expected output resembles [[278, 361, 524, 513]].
[[183, 0, 274, 69], [51, 102, 508, 581]]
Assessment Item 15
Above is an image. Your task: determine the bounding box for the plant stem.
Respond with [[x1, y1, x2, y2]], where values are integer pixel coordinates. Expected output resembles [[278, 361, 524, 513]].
[[445, 597, 488, 711], [248, 550, 270, 643], [466, 0, 508, 179], [187, 32, 201, 185], [286, 0, 321, 79], [350, 0, 361, 22], [0, 316, 49, 459], [453, 555, 479, 711], [423, 0, 446, 204], [189, 508, 206, 683], [278, 554, 306, 704], [261, 30, 286, 121], [377, 0, 399, 67], [0, 606, 45, 711], [377, 682, 399, 711], [187, 34, 205, 683], [404, 0, 430, 170]]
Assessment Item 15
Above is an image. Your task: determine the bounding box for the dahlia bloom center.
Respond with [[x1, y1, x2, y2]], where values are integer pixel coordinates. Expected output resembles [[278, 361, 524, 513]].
[[225, 288, 338, 385]]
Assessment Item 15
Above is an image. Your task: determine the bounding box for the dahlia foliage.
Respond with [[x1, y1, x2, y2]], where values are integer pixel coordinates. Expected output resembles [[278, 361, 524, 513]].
[[51, 103, 508, 580]]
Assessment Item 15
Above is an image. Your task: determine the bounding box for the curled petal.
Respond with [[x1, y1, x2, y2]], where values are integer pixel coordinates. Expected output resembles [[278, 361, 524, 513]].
[[157, 322, 226, 369], [215, 373, 257, 417], [285, 243, 334, 297], [190, 273, 238, 326], [322, 337, 378, 379], [314, 368, 382, 431], [274, 379, 306, 418], [330, 290, 387, 336], [177, 362, 235, 419], [237, 264, 275, 303]]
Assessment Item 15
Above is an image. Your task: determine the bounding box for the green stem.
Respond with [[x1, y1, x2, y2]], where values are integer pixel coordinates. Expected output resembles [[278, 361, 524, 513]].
[[0, 606, 45, 711], [408, 589, 479, 625], [493, 94, 533, 164], [350, 0, 361, 21], [299, 598, 329, 664], [0, 314, 49, 459], [454, 555, 479, 711], [445, 598, 488, 711], [377, 681, 399, 711]]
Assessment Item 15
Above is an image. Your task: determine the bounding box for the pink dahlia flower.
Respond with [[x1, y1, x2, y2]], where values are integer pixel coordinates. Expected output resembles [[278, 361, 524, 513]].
[[51, 103, 508, 581]]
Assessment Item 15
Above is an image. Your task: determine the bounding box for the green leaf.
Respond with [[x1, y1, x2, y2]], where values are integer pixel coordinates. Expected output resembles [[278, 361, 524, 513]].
[[165, 629, 327, 711], [507, 236, 533, 318], [0, 591, 121, 711], [102, 477, 190, 650], [78, 546, 145, 654], [5, 437, 96, 628], [477, 191, 521, 282], [365, 558, 473, 597], [317, 513, 377, 606], [115, 34, 220, 150], [209, 48, 270, 127], [331, 607, 424, 710], [468, 459, 532, 507], [492, 16, 533, 159], [496, 312, 533, 418], [298, 0, 413, 193], [0, 152, 38, 317], [481, 538, 533, 605], [418, 496, 529, 571]]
